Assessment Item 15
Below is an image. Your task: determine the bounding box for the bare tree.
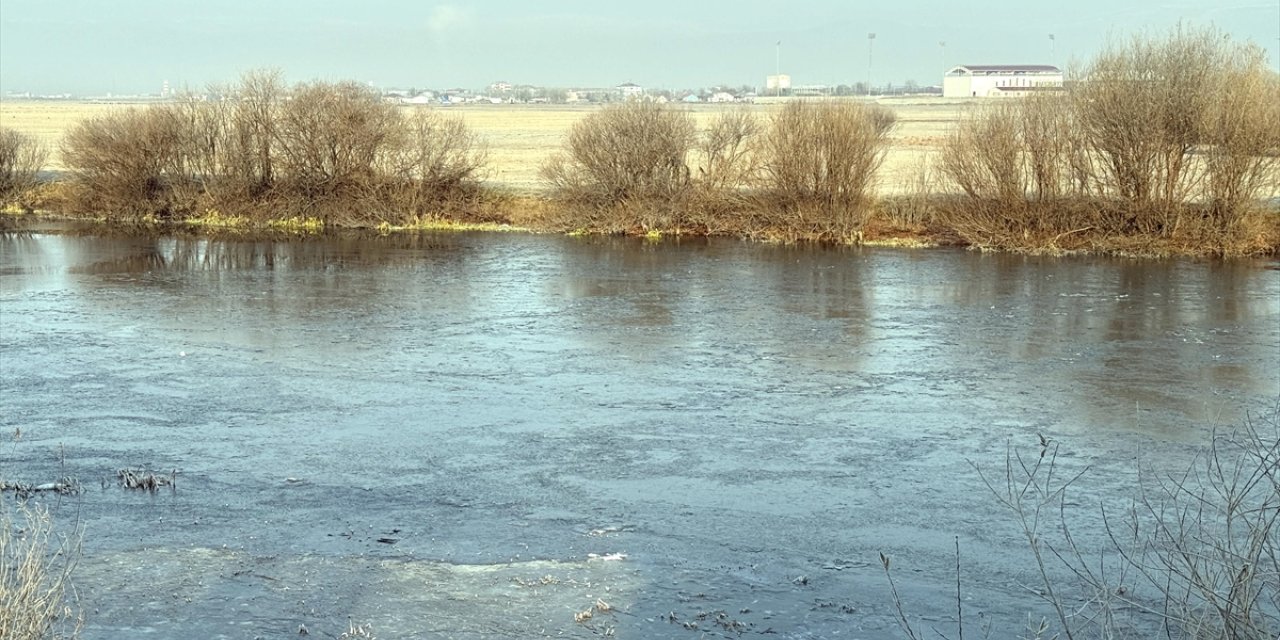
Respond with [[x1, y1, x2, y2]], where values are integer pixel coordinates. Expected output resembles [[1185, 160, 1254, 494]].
[[273, 80, 403, 217], [543, 101, 697, 205], [0, 128, 47, 209], [695, 108, 760, 194], [753, 101, 896, 238]]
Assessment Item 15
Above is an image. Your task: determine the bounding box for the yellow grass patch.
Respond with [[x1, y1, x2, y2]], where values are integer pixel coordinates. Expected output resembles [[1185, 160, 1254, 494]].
[[0, 99, 966, 195]]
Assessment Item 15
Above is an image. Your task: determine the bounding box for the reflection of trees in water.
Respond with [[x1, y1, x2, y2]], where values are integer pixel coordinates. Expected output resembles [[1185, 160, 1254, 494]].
[[552, 237, 703, 331], [160, 233, 466, 272], [943, 253, 1277, 429], [41, 232, 475, 280], [547, 237, 876, 369], [11, 233, 493, 357], [0, 233, 48, 276], [769, 245, 872, 368], [1091, 260, 1277, 426]]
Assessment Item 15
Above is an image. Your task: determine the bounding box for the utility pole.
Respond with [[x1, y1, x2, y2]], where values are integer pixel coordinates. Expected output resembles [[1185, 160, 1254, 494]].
[[775, 40, 781, 97], [867, 32, 876, 96]]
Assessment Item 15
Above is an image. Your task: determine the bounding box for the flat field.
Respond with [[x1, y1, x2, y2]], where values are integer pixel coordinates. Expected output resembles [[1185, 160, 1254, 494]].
[[0, 98, 972, 194]]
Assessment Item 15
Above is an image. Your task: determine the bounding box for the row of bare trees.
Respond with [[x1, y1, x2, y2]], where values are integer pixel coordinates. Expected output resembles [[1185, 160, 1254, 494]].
[[937, 26, 1280, 254], [541, 100, 897, 241], [60, 71, 489, 224]]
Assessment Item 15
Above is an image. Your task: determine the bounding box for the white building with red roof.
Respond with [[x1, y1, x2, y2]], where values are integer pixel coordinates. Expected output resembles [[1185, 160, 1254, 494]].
[[942, 65, 1064, 98]]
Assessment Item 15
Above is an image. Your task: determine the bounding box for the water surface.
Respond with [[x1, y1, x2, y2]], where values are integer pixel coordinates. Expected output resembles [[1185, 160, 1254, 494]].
[[2, 229, 1277, 638]]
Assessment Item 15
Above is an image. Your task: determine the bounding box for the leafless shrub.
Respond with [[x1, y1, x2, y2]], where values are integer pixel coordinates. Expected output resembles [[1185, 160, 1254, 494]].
[[542, 101, 696, 210], [1019, 94, 1080, 202], [873, 153, 940, 229], [695, 108, 760, 194], [58, 71, 491, 226], [273, 81, 403, 219], [940, 101, 1026, 204], [226, 69, 283, 197], [1072, 25, 1220, 215], [379, 109, 490, 219], [0, 499, 83, 639], [149, 95, 230, 210], [752, 101, 896, 240], [0, 128, 47, 210], [61, 107, 192, 219], [936, 26, 1280, 254], [936, 97, 1095, 246], [1201, 58, 1280, 222]]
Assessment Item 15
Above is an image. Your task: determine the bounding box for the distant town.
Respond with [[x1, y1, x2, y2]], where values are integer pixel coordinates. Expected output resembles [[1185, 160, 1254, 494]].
[[4, 77, 948, 104], [1, 64, 1077, 104]]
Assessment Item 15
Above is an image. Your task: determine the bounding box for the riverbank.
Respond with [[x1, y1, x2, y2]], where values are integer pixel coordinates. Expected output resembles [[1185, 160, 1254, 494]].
[[3, 99, 1276, 258], [5, 195, 1275, 259]]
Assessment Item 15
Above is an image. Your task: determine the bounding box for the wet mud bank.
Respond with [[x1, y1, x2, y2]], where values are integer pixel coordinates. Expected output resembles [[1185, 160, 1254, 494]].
[[2, 228, 1277, 638]]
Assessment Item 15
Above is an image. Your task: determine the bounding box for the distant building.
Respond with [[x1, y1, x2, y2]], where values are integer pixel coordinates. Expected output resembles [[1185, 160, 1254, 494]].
[[616, 82, 644, 98], [765, 74, 792, 95], [708, 91, 736, 103], [942, 65, 1063, 98]]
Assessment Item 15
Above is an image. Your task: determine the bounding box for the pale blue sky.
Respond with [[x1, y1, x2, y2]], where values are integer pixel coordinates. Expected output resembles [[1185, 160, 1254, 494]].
[[1, 0, 1277, 94]]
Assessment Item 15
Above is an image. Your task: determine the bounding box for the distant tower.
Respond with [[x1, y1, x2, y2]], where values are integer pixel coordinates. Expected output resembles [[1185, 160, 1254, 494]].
[[162, 80, 170, 98]]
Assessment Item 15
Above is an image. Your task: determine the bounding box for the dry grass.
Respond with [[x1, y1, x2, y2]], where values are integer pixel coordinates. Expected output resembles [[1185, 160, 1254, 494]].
[[0, 500, 83, 640], [0, 99, 960, 194], [115, 468, 175, 492]]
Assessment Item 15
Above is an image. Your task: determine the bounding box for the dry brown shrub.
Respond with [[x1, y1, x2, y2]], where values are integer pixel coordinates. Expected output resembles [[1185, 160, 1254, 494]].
[[61, 97, 230, 219], [543, 101, 696, 203], [940, 101, 1026, 203], [61, 107, 192, 219], [226, 69, 283, 197], [872, 153, 940, 230], [682, 109, 763, 234], [0, 128, 48, 210], [936, 25, 1280, 255], [695, 108, 760, 194], [1201, 60, 1280, 221], [378, 110, 490, 220], [1070, 24, 1280, 239], [0, 500, 82, 639], [58, 71, 490, 226], [1072, 26, 1219, 211], [752, 101, 896, 240], [272, 81, 403, 219], [540, 101, 698, 231]]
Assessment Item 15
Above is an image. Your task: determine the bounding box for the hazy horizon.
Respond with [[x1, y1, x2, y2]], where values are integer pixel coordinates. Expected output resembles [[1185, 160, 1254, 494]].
[[2, 0, 1278, 95]]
